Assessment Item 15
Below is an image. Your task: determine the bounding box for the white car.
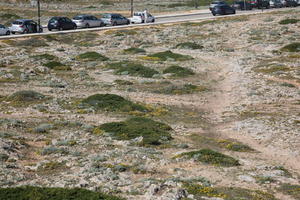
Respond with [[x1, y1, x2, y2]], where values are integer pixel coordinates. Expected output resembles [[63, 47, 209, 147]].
[[129, 12, 155, 24], [0, 24, 10, 35]]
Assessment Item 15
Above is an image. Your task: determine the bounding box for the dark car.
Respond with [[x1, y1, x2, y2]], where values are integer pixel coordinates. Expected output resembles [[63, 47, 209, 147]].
[[9, 19, 43, 34], [285, 0, 298, 6], [232, 1, 253, 10], [209, 1, 228, 10], [48, 17, 77, 31], [256, 0, 271, 8], [211, 4, 236, 16], [101, 13, 130, 26]]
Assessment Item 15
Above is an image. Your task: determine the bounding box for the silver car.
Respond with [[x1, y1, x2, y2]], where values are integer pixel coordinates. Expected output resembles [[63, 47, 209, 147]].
[[0, 24, 10, 35], [9, 19, 42, 34], [101, 13, 130, 26], [72, 14, 104, 28]]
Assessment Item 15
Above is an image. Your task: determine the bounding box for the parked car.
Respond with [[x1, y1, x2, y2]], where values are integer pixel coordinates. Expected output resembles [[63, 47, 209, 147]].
[[257, 0, 271, 8], [72, 14, 104, 28], [101, 13, 130, 26], [211, 4, 236, 16], [270, 0, 284, 7], [232, 1, 253, 10], [129, 12, 155, 24], [9, 19, 42, 34], [0, 24, 10, 35], [280, 0, 287, 6], [209, 1, 227, 11], [48, 17, 77, 31], [285, 0, 298, 6]]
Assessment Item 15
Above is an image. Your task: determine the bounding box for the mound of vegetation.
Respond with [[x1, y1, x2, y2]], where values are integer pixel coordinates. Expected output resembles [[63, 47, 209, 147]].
[[175, 149, 240, 167], [155, 83, 207, 95], [44, 61, 71, 71], [106, 62, 159, 78], [123, 47, 146, 54], [147, 50, 193, 61], [7, 90, 45, 102], [0, 186, 125, 200], [175, 42, 204, 50], [99, 117, 173, 145], [218, 140, 254, 152], [280, 43, 300, 52], [31, 54, 58, 61], [183, 183, 277, 200], [278, 184, 300, 199], [16, 38, 48, 47], [81, 94, 147, 112], [279, 18, 299, 24], [76, 51, 109, 61], [163, 65, 195, 77]]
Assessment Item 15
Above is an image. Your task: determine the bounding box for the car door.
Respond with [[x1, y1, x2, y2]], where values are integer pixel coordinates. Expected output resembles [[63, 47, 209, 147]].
[[85, 16, 92, 27], [0, 24, 4, 35], [92, 16, 100, 27], [65, 18, 73, 29]]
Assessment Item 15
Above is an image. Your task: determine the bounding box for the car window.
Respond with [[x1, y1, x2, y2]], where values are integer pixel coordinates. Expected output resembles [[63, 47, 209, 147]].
[[73, 16, 83, 20], [0, 24, 4, 28], [102, 14, 111, 18], [65, 18, 72, 23], [92, 16, 98, 20], [49, 18, 58, 23]]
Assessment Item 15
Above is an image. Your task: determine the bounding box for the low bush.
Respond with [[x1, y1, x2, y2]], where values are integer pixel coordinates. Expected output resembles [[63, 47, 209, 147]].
[[280, 43, 300, 52], [114, 79, 134, 85], [40, 146, 68, 155], [175, 42, 204, 50], [278, 184, 300, 199], [44, 61, 71, 71], [147, 50, 193, 61], [16, 38, 48, 47], [106, 62, 159, 78], [155, 84, 207, 95], [99, 117, 173, 145], [175, 149, 240, 167], [123, 47, 146, 54], [218, 140, 254, 152], [163, 65, 195, 77], [81, 93, 147, 112], [7, 90, 45, 102], [31, 54, 58, 60], [0, 186, 125, 200], [279, 18, 299, 24], [76, 51, 109, 61]]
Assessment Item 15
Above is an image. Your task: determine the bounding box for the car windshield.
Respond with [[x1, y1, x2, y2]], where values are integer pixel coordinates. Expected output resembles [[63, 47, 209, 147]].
[[134, 13, 143, 16], [73, 16, 83, 20], [49, 18, 58, 23], [102, 14, 111, 18], [12, 21, 23, 25]]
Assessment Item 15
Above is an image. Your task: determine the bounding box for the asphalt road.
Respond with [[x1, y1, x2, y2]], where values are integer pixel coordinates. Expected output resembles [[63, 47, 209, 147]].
[[0, 8, 294, 40]]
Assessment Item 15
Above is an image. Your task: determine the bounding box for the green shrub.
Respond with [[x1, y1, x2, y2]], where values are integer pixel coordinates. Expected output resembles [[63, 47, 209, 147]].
[[279, 18, 299, 24], [155, 84, 207, 95], [280, 43, 300, 52], [278, 184, 300, 199], [175, 42, 204, 50], [147, 50, 193, 61], [123, 47, 146, 54], [76, 52, 109, 61], [183, 183, 226, 199], [106, 62, 159, 78], [218, 140, 254, 152], [41, 146, 68, 155], [163, 65, 195, 77], [31, 54, 58, 60], [7, 90, 45, 102], [16, 38, 48, 47], [0, 186, 125, 200], [44, 61, 71, 71], [114, 79, 134, 85], [175, 149, 240, 167], [81, 94, 147, 112], [99, 117, 173, 145]]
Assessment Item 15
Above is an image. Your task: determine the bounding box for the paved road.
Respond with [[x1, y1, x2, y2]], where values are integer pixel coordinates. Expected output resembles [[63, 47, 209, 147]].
[[0, 8, 294, 40]]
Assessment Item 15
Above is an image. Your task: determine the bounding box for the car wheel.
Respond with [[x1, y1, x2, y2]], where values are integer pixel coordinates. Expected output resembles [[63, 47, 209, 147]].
[[73, 25, 77, 30], [59, 27, 63, 31], [11, 32, 15, 34], [212, 12, 216, 16], [113, 22, 117, 26], [152, 19, 155, 23], [85, 23, 90, 28], [39, 28, 43, 33], [23, 29, 28, 34], [48, 28, 52, 31], [6, 31, 10, 35]]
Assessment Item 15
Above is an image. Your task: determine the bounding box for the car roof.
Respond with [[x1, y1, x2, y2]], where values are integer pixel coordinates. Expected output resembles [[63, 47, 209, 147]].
[[15, 19, 33, 22], [75, 14, 94, 17]]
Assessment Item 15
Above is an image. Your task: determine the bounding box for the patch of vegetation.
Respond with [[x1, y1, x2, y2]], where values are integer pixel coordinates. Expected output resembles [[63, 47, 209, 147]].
[[0, 186, 125, 200], [7, 90, 45, 103], [254, 64, 290, 74], [155, 84, 207, 95], [147, 50, 193, 61], [38, 161, 67, 171], [16, 38, 48, 47], [280, 43, 300, 52], [163, 65, 195, 77], [112, 30, 138, 36], [218, 139, 254, 152], [175, 42, 204, 50], [31, 54, 58, 61], [76, 51, 109, 61], [279, 18, 299, 24], [114, 79, 133, 85], [274, 166, 292, 177], [81, 94, 147, 112], [175, 149, 240, 167], [278, 184, 300, 199], [280, 82, 295, 87], [99, 117, 173, 146], [183, 183, 277, 200], [44, 61, 71, 71], [123, 47, 146, 54], [40, 146, 68, 155], [255, 176, 276, 184], [106, 62, 159, 78]]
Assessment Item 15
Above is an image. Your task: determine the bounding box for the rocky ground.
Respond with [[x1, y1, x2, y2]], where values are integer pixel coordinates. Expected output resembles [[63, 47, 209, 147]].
[[0, 8, 300, 200]]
